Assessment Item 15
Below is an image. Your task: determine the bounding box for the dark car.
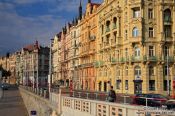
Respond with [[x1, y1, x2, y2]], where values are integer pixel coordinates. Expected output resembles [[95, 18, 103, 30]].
[[0, 83, 10, 90], [132, 93, 168, 107], [165, 100, 175, 110]]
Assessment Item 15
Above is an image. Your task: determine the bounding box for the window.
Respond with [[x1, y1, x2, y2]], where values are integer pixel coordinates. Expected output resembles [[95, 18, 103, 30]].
[[135, 66, 141, 76], [113, 17, 117, 28], [135, 47, 140, 57], [133, 8, 140, 18], [132, 27, 139, 37], [125, 80, 128, 90], [125, 30, 128, 40], [164, 46, 169, 56], [149, 27, 154, 38], [163, 80, 171, 91], [125, 48, 128, 57], [164, 25, 171, 38], [125, 66, 128, 76], [149, 46, 154, 57], [164, 9, 171, 22], [116, 80, 121, 89], [149, 80, 155, 91], [125, 12, 128, 22], [148, 9, 153, 19], [106, 20, 110, 32], [164, 65, 169, 76], [149, 66, 154, 76]]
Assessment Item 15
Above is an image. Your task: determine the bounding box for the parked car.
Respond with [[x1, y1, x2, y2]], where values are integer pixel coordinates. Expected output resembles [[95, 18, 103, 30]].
[[0, 83, 10, 90], [132, 93, 168, 107], [165, 100, 175, 110]]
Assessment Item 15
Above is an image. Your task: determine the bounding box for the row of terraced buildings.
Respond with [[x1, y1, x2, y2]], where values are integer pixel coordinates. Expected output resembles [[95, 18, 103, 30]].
[[51, 0, 175, 95], [0, 0, 175, 95]]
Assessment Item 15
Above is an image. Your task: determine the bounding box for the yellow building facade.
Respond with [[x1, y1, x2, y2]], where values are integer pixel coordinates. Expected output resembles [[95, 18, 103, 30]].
[[79, 1, 100, 91], [96, 0, 175, 95]]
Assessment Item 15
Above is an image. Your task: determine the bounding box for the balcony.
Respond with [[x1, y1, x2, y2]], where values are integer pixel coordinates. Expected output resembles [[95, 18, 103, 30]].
[[130, 36, 142, 44], [94, 61, 100, 68], [94, 60, 104, 67], [120, 57, 125, 63], [111, 58, 117, 64], [161, 56, 174, 63], [131, 56, 142, 62], [143, 55, 158, 62]]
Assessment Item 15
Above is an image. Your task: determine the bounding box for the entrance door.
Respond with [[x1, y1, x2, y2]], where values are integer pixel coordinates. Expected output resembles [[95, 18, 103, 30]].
[[134, 82, 142, 94]]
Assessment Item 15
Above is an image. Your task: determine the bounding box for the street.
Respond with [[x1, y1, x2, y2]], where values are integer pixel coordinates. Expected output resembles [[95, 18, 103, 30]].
[[0, 85, 28, 116]]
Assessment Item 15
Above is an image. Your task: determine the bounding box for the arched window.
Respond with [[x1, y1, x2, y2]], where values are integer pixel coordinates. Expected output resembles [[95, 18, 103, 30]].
[[132, 27, 139, 37], [134, 66, 141, 76], [164, 9, 171, 22], [113, 17, 117, 29], [106, 20, 110, 32], [135, 47, 140, 57]]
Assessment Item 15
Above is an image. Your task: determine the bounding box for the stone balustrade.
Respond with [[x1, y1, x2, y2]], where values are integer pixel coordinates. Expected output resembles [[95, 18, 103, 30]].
[[19, 86, 175, 116]]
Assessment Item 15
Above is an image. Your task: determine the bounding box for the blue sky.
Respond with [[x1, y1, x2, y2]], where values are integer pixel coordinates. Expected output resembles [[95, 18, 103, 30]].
[[0, 0, 102, 56]]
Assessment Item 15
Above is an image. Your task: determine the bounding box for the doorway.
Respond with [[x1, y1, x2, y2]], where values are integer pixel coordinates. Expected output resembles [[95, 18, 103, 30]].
[[134, 82, 142, 94]]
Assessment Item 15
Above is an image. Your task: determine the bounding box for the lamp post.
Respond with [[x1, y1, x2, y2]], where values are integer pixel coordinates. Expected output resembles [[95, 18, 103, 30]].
[[49, 38, 53, 93]]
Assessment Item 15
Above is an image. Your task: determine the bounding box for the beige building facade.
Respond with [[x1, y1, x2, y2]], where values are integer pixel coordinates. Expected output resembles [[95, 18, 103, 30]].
[[96, 0, 175, 95]]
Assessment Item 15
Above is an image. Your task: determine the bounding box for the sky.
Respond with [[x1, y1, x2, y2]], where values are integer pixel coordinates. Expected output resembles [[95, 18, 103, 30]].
[[0, 0, 102, 56]]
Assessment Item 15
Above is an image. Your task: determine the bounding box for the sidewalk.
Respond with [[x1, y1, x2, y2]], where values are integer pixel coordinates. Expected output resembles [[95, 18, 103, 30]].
[[0, 86, 28, 116]]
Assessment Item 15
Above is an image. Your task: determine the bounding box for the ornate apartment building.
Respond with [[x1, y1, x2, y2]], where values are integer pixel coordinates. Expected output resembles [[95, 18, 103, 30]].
[[20, 41, 50, 87], [96, 0, 175, 95], [51, 33, 62, 85], [79, 0, 100, 91], [0, 53, 16, 84]]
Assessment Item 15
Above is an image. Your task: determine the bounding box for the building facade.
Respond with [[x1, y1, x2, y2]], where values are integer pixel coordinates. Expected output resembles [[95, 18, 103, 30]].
[[96, 0, 175, 95], [21, 41, 49, 87]]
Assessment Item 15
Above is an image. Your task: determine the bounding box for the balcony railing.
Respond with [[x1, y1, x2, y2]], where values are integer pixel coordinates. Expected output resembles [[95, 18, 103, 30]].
[[111, 58, 117, 64], [131, 56, 142, 62]]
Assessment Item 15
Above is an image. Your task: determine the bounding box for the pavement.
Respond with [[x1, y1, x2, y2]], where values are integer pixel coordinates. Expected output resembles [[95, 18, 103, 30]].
[[0, 85, 28, 116]]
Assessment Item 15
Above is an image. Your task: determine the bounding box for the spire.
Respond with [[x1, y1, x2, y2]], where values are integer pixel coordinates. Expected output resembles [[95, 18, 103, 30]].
[[88, 0, 91, 3], [79, 0, 82, 20]]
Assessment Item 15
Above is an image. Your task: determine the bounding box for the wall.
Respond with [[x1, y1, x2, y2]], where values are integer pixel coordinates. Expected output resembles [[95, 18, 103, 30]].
[[19, 87, 60, 116]]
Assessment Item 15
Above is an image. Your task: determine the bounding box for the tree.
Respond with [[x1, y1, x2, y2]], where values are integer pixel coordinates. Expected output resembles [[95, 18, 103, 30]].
[[0, 65, 11, 79]]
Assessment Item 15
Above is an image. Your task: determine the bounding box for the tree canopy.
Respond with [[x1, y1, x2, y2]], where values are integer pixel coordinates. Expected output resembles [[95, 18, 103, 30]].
[[0, 65, 11, 78]]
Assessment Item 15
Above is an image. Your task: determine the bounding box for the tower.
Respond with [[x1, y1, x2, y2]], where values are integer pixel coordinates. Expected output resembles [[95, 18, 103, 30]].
[[88, 0, 91, 3], [79, 0, 82, 20]]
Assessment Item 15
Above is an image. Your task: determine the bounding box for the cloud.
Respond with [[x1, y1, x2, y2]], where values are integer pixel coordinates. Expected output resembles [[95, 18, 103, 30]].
[[0, 2, 66, 55], [0, 0, 103, 55]]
